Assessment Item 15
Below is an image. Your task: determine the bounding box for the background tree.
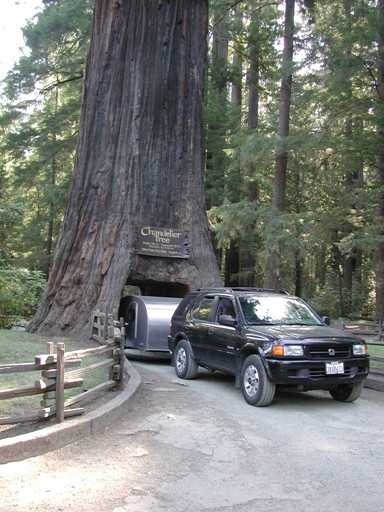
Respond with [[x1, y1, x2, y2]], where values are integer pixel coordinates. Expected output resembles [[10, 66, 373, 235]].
[[207, 0, 279, 286], [0, 0, 92, 273], [264, 0, 295, 288], [208, 0, 380, 319], [375, 0, 384, 322]]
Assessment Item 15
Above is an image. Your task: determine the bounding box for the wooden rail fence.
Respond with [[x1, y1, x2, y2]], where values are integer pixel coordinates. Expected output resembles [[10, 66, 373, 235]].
[[0, 334, 125, 426], [331, 319, 384, 369], [332, 319, 384, 340], [91, 309, 123, 343]]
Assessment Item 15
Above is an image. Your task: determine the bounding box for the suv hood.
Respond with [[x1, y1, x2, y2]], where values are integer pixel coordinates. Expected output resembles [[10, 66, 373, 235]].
[[246, 324, 363, 342]]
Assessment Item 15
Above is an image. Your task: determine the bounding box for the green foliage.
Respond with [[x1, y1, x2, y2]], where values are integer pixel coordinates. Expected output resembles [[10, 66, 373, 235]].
[[0, 269, 45, 327], [309, 269, 376, 320], [0, 201, 24, 264], [307, 271, 343, 318]]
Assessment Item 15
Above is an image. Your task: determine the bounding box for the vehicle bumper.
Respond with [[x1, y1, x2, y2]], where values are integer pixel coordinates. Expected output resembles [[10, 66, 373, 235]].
[[265, 357, 369, 389]]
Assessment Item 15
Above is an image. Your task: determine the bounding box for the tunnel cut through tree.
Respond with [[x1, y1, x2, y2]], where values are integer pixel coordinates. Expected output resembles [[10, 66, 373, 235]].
[[30, 0, 221, 338]]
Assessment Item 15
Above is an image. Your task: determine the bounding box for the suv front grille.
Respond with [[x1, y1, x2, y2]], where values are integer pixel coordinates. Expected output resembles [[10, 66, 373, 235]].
[[308, 345, 351, 358]]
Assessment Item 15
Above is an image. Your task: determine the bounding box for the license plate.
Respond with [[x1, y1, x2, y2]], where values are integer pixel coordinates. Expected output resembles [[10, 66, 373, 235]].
[[326, 361, 344, 375]]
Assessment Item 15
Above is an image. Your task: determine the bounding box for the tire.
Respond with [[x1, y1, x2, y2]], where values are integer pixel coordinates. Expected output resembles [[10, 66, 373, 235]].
[[174, 339, 198, 379], [329, 381, 364, 402], [240, 355, 276, 406]]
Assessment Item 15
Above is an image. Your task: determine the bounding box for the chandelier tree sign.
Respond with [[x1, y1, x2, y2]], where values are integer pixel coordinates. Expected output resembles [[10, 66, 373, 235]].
[[136, 226, 189, 259]]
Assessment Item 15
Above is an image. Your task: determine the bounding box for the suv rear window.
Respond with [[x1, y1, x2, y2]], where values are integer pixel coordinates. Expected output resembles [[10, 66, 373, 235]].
[[192, 296, 214, 320], [173, 293, 199, 317]]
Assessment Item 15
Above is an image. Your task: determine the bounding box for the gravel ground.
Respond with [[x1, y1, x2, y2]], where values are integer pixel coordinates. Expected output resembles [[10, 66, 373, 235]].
[[1, 359, 383, 512]]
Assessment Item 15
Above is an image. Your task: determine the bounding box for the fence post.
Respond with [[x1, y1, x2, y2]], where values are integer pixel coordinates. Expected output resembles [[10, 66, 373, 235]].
[[118, 317, 125, 390], [104, 308, 108, 342], [56, 342, 65, 423]]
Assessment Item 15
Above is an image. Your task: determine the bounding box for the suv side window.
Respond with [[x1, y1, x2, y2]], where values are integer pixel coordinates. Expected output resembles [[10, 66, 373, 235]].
[[216, 298, 236, 320], [192, 296, 215, 320]]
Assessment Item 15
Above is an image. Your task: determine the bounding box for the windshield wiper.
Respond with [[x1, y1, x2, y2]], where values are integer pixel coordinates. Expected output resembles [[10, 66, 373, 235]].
[[284, 322, 319, 326], [247, 321, 279, 326]]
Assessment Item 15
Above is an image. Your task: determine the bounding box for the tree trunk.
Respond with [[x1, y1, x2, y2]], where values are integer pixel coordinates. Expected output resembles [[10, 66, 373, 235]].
[[274, 0, 294, 213], [30, 0, 221, 338], [224, 5, 243, 286], [340, 2, 364, 316], [264, 0, 295, 289], [247, 20, 259, 132], [375, 0, 384, 323], [239, 16, 261, 287], [46, 84, 60, 274], [205, 7, 230, 273]]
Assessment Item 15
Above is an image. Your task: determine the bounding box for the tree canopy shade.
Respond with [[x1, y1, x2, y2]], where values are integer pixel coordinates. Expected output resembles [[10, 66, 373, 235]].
[[29, 0, 221, 337]]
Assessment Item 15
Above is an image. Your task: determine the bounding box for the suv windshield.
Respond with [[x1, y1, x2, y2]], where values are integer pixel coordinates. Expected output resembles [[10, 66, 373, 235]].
[[239, 295, 323, 326]]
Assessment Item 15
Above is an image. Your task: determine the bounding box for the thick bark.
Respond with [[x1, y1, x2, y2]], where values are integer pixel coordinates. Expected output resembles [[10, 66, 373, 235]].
[[30, 0, 221, 338]]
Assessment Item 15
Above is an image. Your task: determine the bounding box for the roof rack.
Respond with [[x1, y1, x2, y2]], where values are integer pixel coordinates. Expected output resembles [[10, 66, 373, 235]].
[[197, 287, 233, 293], [197, 287, 288, 295], [230, 287, 288, 294]]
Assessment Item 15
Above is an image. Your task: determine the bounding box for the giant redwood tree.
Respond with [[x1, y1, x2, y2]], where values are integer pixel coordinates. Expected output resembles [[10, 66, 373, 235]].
[[30, 0, 221, 338]]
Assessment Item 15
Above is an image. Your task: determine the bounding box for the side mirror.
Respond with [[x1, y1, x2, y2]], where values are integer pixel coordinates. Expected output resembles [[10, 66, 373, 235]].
[[322, 316, 330, 326], [219, 314, 237, 327]]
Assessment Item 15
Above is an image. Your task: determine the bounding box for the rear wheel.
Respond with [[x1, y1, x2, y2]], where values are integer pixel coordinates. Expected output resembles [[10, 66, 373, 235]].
[[240, 355, 276, 406], [174, 339, 198, 379], [329, 381, 364, 402]]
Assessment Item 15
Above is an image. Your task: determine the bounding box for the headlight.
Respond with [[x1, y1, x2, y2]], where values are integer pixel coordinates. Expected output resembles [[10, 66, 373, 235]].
[[273, 345, 304, 357], [353, 344, 368, 356]]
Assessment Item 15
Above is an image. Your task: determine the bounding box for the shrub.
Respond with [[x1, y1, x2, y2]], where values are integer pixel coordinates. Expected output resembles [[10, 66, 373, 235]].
[[0, 268, 45, 328]]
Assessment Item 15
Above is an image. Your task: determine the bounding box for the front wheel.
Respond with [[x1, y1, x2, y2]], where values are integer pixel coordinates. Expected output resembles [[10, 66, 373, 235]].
[[174, 339, 198, 379], [240, 355, 276, 406], [329, 381, 364, 402]]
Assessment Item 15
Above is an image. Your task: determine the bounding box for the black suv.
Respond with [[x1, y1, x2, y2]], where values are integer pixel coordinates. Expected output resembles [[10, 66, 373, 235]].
[[168, 288, 369, 406]]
